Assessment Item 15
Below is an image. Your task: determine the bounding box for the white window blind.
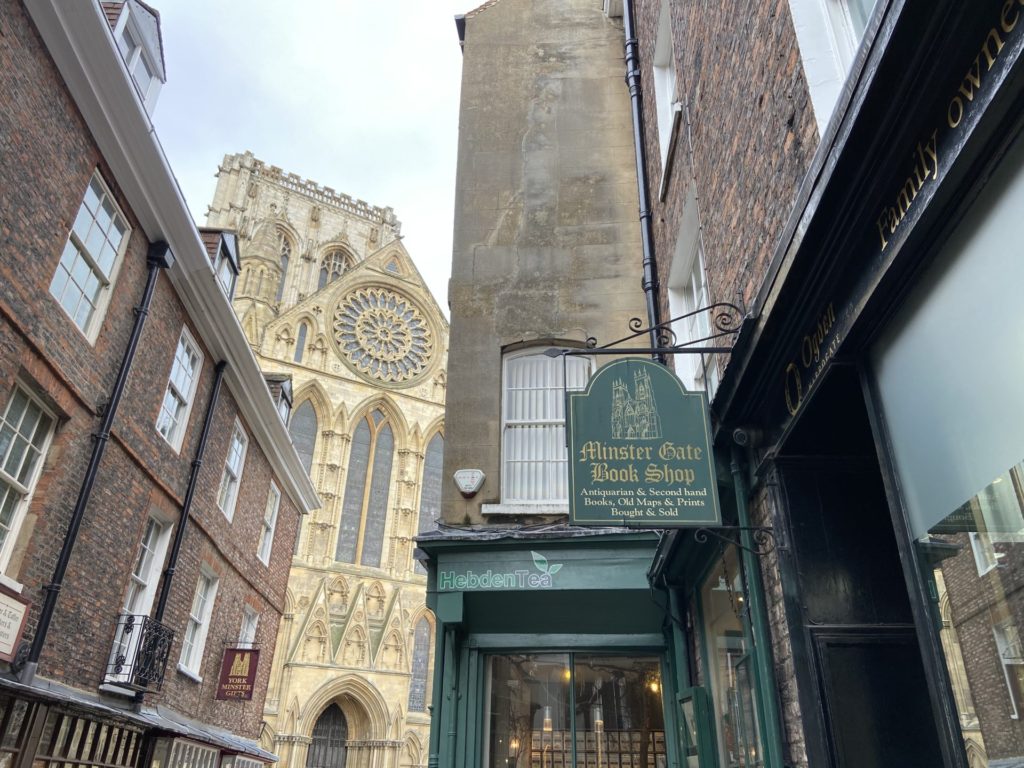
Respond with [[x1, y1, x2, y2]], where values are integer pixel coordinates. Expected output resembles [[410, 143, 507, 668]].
[[502, 352, 591, 504]]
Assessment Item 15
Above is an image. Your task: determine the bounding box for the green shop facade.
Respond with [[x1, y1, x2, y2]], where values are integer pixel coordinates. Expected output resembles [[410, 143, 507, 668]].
[[421, 1, 1024, 767]]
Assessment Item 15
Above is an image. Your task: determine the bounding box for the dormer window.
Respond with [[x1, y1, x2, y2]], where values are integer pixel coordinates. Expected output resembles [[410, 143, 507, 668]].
[[111, 1, 166, 114], [199, 229, 239, 299]]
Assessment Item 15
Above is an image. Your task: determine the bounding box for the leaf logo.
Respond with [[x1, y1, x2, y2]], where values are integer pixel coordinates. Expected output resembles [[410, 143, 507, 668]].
[[531, 551, 563, 576]]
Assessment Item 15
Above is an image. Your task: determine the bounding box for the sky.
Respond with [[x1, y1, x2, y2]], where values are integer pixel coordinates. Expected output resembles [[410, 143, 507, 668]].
[[152, 0, 470, 314]]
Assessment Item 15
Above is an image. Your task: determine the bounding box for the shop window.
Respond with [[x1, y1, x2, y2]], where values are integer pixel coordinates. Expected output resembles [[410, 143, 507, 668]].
[[289, 401, 317, 476], [408, 618, 431, 712], [699, 546, 763, 768], [156, 327, 203, 451], [0, 387, 56, 574], [34, 712, 142, 768], [501, 351, 592, 506], [179, 570, 218, 676], [107, 515, 172, 685], [257, 482, 280, 565], [870, 133, 1024, 764], [0, 697, 29, 767], [49, 173, 129, 341], [217, 421, 249, 521], [335, 410, 393, 566], [307, 704, 348, 768], [165, 740, 219, 768], [415, 433, 443, 574], [484, 653, 666, 768]]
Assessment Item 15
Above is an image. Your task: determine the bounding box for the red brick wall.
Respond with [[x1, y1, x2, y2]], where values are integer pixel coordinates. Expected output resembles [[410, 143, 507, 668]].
[[0, 0, 299, 740], [633, 0, 818, 347]]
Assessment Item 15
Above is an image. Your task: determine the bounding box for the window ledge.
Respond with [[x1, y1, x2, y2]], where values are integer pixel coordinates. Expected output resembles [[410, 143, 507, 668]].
[[482, 503, 568, 516], [0, 574, 24, 594], [176, 663, 203, 683], [98, 682, 136, 699]]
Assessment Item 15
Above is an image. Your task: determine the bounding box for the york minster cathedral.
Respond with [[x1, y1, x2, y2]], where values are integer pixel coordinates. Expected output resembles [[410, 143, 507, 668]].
[[207, 152, 447, 768]]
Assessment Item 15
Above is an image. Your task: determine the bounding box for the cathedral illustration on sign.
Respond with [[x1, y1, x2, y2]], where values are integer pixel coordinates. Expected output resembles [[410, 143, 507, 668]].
[[611, 368, 662, 440], [206, 152, 447, 768]]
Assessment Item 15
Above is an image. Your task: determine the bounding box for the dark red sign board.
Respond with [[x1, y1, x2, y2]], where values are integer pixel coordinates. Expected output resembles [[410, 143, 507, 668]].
[[215, 647, 260, 700]]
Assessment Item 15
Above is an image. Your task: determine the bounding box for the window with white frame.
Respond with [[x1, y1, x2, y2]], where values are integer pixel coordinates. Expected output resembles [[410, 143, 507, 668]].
[[238, 606, 259, 649], [994, 619, 1024, 718], [501, 351, 592, 505], [0, 388, 55, 574], [179, 570, 218, 675], [787, 0, 878, 129], [107, 515, 172, 683], [156, 328, 203, 451], [652, 0, 679, 175], [667, 189, 719, 397], [214, 245, 236, 298], [114, 6, 164, 113], [49, 174, 129, 340], [217, 421, 248, 521], [257, 482, 280, 565]]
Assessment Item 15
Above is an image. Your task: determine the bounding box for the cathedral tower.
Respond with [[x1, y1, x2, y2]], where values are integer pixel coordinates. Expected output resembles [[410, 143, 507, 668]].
[[208, 152, 447, 768]]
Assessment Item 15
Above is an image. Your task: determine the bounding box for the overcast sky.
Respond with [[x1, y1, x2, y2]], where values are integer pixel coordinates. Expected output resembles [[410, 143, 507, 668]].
[[153, 1, 469, 313]]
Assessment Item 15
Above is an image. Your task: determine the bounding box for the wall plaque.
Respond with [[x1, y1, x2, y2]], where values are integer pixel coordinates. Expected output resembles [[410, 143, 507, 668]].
[[568, 359, 720, 526]]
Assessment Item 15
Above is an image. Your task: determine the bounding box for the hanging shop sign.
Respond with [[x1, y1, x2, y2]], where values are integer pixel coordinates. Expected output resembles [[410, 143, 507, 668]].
[[0, 586, 30, 663], [215, 647, 260, 700], [568, 358, 720, 526]]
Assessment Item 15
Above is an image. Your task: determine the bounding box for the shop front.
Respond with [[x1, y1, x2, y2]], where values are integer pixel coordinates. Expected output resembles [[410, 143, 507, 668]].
[[709, 0, 1024, 765], [417, 530, 678, 768]]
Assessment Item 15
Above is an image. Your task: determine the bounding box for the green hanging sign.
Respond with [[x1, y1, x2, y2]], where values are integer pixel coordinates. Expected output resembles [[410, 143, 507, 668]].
[[567, 358, 721, 526]]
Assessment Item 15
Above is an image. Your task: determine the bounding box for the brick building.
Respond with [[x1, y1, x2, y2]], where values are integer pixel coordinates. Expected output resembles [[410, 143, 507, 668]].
[[0, 2, 318, 768], [422, 0, 1024, 767]]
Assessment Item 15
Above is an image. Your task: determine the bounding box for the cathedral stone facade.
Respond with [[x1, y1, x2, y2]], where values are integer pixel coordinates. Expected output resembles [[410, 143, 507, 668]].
[[207, 152, 447, 768]]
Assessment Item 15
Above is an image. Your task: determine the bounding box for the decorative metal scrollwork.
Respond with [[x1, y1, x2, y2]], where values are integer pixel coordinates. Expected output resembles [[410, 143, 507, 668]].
[[105, 613, 174, 691], [693, 526, 776, 556], [569, 302, 745, 358]]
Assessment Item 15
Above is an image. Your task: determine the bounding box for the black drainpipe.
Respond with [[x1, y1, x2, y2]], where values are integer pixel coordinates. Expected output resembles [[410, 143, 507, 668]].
[[23, 243, 174, 682], [152, 360, 226, 623], [623, 0, 663, 355]]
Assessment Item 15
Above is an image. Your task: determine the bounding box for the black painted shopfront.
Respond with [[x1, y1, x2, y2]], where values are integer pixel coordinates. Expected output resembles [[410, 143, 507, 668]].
[[704, 0, 1024, 765]]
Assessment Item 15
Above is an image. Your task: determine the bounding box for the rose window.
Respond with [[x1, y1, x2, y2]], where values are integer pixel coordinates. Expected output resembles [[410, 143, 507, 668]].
[[333, 288, 432, 382]]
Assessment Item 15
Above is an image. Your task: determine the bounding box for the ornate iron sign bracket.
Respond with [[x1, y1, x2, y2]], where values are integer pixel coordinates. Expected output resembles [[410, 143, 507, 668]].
[[694, 526, 776, 556], [545, 301, 745, 359]]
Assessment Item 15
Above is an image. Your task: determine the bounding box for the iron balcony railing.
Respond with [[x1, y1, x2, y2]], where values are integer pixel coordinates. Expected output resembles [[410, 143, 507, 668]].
[[105, 614, 174, 691]]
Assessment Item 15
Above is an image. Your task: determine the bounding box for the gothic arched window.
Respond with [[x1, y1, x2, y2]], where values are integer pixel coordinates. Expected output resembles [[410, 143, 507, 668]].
[[294, 322, 308, 363], [336, 410, 393, 566], [306, 704, 347, 768], [289, 401, 317, 476], [276, 229, 291, 303], [318, 250, 350, 291], [408, 618, 430, 712], [415, 433, 443, 574]]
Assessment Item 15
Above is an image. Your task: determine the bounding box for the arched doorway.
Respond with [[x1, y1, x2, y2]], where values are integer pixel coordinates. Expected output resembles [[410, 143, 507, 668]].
[[306, 704, 348, 768]]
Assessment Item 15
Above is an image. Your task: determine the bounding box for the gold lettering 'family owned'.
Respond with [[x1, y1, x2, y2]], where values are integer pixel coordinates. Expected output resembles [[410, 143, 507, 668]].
[[876, 0, 1020, 251]]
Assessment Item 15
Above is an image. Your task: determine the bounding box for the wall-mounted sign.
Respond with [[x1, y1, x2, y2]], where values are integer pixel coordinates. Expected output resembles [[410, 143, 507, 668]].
[[215, 648, 260, 700], [0, 587, 30, 663], [568, 359, 720, 526]]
